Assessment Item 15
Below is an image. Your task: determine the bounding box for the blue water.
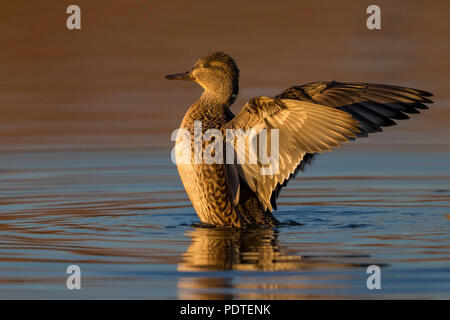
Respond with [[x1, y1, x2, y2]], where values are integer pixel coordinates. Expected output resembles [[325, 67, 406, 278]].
[[0, 148, 449, 299]]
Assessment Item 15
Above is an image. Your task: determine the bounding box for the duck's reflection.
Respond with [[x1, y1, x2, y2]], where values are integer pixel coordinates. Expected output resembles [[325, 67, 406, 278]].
[[178, 226, 302, 272], [177, 226, 305, 299], [177, 226, 368, 299]]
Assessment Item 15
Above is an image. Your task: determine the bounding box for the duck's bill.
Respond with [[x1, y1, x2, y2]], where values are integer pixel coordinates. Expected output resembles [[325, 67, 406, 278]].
[[165, 71, 194, 81]]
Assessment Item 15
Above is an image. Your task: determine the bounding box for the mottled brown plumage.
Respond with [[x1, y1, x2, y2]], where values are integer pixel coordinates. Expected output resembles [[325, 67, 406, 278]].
[[166, 52, 433, 228]]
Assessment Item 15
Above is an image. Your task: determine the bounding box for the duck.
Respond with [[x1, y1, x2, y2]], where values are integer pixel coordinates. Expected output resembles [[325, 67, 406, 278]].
[[165, 51, 433, 228]]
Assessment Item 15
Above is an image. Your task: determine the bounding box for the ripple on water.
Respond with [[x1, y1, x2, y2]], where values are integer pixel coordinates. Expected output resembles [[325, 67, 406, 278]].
[[0, 150, 449, 298]]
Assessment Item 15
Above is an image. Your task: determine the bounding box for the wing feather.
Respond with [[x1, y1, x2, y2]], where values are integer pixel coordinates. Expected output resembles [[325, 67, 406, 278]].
[[268, 80, 433, 208], [225, 82, 433, 213], [277, 81, 433, 134], [225, 96, 361, 211]]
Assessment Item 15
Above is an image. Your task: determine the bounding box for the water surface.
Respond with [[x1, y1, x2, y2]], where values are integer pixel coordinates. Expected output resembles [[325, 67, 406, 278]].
[[1, 148, 448, 299]]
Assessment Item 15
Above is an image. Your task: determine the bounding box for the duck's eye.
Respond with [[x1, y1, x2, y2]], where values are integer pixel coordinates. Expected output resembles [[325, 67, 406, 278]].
[[203, 63, 210, 68]]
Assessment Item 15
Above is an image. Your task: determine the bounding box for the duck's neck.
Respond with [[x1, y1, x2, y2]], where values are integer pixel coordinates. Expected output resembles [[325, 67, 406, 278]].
[[199, 82, 238, 107]]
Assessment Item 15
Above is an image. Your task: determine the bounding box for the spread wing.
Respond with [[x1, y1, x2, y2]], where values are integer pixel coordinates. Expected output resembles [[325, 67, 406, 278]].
[[225, 96, 361, 211], [277, 81, 433, 136], [226, 82, 433, 213], [268, 81, 434, 209]]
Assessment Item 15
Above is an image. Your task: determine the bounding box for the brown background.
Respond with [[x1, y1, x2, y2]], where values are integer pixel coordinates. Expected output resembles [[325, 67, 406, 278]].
[[0, 0, 448, 152]]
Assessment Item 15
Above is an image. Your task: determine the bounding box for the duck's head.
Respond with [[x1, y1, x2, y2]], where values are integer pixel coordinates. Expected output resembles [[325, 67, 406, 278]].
[[165, 51, 240, 105]]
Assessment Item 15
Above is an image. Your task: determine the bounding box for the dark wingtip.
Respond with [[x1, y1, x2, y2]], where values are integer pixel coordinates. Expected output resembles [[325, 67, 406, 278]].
[[420, 90, 434, 97], [420, 96, 434, 104]]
